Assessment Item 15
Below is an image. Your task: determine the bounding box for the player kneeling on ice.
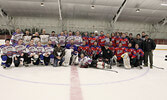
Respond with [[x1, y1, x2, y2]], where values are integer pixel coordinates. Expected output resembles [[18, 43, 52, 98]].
[[53, 43, 65, 67], [134, 44, 144, 69], [89, 41, 102, 67], [36, 41, 45, 65], [102, 44, 114, 69], [25, 39, 39, 66], [43, 41, 54, 65], [13, 39, 28, 67], [125, 43, 137, 68], [79, 53, 92, 68], [0, 39, 15, 68], [115, 43, 126, 67]]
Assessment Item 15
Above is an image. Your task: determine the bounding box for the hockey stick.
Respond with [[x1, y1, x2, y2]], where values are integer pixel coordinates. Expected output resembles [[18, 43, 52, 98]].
[[90, 67, 118, 73], [96, 68, 118, 73], [153, 65, 165, 70]]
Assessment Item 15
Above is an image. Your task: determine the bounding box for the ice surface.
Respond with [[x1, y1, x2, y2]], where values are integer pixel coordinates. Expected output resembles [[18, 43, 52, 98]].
[[0, 49, 166, 100]]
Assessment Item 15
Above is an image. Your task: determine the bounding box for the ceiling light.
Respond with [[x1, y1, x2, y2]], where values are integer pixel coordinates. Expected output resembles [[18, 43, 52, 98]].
[[161, 3, 167, 6], [136, 8, 140, 12], [41, 2, 44, 7], [94, 30, 98, 33], [91, 5, 95, 9]]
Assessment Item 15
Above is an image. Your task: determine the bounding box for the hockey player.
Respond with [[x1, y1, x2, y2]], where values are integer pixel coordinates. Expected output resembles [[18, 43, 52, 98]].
[[82, 32, 89, 45], [79, 53, 92, 68], [13, 39, 28, 67], [90, 41, 102, 67], [49, 31, 58, 46], [23, 31, 32, 45], [114, 43, 126, 66], [66, 31, 74, 45], [53, 43, 65, 67], [120, 33, 129, 47], [88, 33, 97, 47], [40, 29, 49, 45], [58, 32, 66, 48], [98, 31, 106, 49], [66, 40, 78, 65], [105, 33, 110, 45], [31, 32, 40, 45], [1, 39, 15, 68], [135, 44, 144, 68], [90, 41, 102, 60], [25, 39, 38, 66], [36, 41, 45, 65], [78, 41, 89, 56], [109, 41, 115, 54], [73, 31, 83, 47], [11, 28, 24, 45], [115, 32, 121, 47], [111, 33, 116, 47], [125, 43, 136, 67], [43, 42, 54, 65]]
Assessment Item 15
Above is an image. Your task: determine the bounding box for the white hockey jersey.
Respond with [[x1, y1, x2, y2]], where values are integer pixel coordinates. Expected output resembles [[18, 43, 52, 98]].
[[14, 44, 26, 56], [23, 35, 32, 45], [11, 33, 24, 44], [44, 45, 54, 55], [26, 45, 37, 55], [73, 36, 83, 46], [49, 36, 58, 45], [36, 46, 45, 55], [79, 56, 92, 66], [58, 35, 66, 46], [40, 34, 49, 45], [66, 35, 74, 44], [0, 44, 15, 58]]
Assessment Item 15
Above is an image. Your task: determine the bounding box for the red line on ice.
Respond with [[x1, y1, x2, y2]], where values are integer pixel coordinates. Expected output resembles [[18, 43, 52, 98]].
[[70, 66, 83, 100]]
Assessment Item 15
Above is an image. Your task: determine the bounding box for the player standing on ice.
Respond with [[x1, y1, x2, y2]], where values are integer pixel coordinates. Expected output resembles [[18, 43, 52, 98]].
[[73, 31, 83, 47], [120, 33, 129, 47], [82, 32, 89, 45], [66, 31, 74, 45], [49, 31, 58, 47], [0, 39, 15, 68], [40, 29, 49, 45], [23, 31, 32, 45], [58, 32, 66, 48], [31, 32, 40, 45], [11, 28, 24, 45], [88, 33, 97, 47]]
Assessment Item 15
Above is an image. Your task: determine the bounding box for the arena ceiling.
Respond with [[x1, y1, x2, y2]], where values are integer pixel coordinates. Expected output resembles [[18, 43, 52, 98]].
[[0, 0, 167, 24]]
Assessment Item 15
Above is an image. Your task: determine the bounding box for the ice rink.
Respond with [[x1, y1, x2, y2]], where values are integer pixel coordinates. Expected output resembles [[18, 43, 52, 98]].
[[0, 46, 166, 100]]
